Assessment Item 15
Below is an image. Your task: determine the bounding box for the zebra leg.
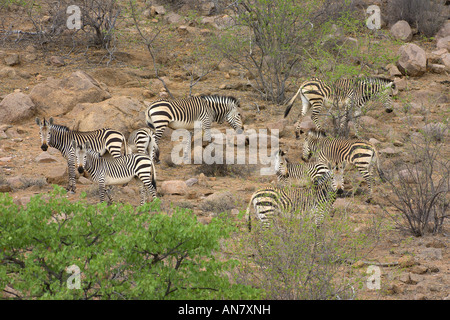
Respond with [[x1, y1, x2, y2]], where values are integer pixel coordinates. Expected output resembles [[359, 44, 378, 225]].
[[139, 184, 146, 206], [67, 156, 77, 193], [105, 186, 114, 205], [294, 118, 302, 139], [310, 107, 323, 132], [356, 166, 373, 201], [98, 180, 107, 204]]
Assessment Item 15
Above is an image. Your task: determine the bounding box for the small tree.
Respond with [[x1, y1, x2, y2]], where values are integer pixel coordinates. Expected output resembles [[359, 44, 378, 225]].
[[0, 186, 260, 299], [232, 203, 380, 300], [381, 111, 449, 236]]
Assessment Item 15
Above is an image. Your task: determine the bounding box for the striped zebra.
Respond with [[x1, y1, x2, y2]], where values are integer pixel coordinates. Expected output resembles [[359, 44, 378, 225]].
[[36, 117, 128, 193], [246, 160, 345, 232], [284, 77, 395, 138], [274, 149, 335, 187], [127, 128, 160, 164], [145, 95, 244, 144], [302, 128, 385, 197], [74, 140, 157, 205]]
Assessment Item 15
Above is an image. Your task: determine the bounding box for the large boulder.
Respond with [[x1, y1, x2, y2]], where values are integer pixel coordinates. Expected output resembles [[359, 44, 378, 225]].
[[435, 20, 450, 40], [160, 180, 188, 195], [29, 70, 111, 117], [436, 36, 450, 52], [0, 92, 35, 124], [396, 43, 427, 76], [390, 20, 413, 42], [442, 53, 450, 71], [65, 96, 145, 134]]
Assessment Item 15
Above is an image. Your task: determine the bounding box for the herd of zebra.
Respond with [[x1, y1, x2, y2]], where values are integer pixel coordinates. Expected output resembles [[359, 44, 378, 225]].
[[35, 76, 396, 233]]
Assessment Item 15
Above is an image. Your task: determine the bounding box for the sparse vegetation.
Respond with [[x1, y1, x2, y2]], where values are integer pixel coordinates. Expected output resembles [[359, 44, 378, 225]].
[[382, 114, 449, 236], [232, 205, 381, 300]]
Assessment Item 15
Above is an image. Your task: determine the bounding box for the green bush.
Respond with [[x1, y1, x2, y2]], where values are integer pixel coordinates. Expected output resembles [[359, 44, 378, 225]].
[[0, 186, 260, 300]]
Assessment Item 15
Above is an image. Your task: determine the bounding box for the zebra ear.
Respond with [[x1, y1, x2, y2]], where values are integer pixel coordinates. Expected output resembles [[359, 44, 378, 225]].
[[35, 118, 41, 125], [72, 140, 77, 150], [85, 141, 91, 150], [327, 162, 333, 171], [49, 117, 54, 125]]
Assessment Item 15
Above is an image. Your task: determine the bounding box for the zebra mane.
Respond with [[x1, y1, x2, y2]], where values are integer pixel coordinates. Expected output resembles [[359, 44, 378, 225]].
[[200, 95, 239, 107], [50, 122, 70, 132], [308, 128, 327, 138], [359, 76, 393, 84]]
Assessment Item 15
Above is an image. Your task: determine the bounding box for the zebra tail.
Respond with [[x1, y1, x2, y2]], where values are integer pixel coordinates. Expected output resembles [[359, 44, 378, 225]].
[[122, 135, 130, 155], [284, 86, 302, 118], [151, 160, 157, 191], [245, 198, 253, 232]]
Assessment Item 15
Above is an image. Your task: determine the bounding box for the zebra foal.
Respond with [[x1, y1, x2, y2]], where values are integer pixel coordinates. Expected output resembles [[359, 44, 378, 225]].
[[284, 77, 396, 138], [302, 128, 385, 197], [36, 117, 128, 193], [246, 161, 345, 232], [146, 95, 244, 144], [74, 140, 157, 205]]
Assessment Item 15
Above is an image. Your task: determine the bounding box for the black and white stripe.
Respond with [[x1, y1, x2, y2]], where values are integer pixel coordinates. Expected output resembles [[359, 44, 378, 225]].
[[285, 77, 395, 138], [127, 127, 160, 163], [274, 149, 339, 188], [36, 117, 128, 193], [302, 128, 385, 195], [145, 95, 244, 143], [246, 161, 345, 231], [74, 140, 157, 205]]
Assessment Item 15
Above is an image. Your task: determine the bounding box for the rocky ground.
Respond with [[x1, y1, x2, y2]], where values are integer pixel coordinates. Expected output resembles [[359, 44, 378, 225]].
[[0, 1, 449, 300]]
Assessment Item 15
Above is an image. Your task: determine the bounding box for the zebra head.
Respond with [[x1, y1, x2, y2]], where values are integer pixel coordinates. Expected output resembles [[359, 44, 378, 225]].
[[224, 97, 244, 134], [378, 79, 395, 113], [73, 140, 98, 174], [36, 117, 54, 151], [202, 95, 244, 134], [361, 77, 396, 114], [302, 128, 326, 162], [327, 161, 346, 195], [274, 149, 289, 177]]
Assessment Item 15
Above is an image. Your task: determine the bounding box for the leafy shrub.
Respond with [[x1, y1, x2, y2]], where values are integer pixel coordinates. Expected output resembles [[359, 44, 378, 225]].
[[232, 207, 380, 300], [0, 186, 260, 299]]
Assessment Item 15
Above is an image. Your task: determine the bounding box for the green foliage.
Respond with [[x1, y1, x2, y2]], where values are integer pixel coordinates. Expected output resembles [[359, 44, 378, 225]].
[[0, 186, 260, 299]]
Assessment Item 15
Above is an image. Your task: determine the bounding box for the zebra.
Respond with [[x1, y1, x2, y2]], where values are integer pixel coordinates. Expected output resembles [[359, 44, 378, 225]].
[[274, 149, 334, 187], [302, 128, 385, 197], [145, 95, 244, 144], [284, 77, 396, 138], [127, 128, 160, 164], [73, 140, 157, 205], [246, 160, 345, 232], [36, 117, 128, 193]]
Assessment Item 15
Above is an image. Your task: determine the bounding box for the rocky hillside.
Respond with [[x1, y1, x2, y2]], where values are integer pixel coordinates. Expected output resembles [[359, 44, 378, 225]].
[[0, 1, 449, 300]]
